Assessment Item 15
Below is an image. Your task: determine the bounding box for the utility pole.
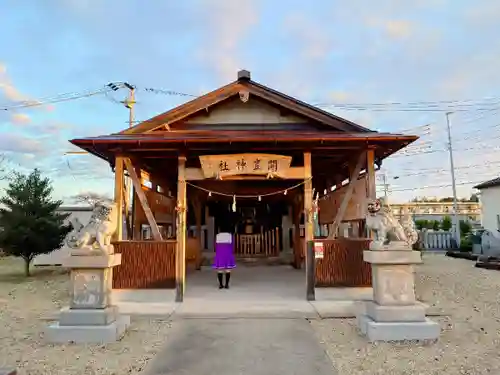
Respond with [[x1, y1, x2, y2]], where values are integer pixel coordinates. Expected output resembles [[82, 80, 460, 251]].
[[381, 172, 390, 198], [123, 83, 136, 239], [123, 83, 135, 129], [445, 112, 461, 247]]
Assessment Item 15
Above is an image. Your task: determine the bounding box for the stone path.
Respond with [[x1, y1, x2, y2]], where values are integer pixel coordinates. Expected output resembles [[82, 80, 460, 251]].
[[144, 318, 336, 375]]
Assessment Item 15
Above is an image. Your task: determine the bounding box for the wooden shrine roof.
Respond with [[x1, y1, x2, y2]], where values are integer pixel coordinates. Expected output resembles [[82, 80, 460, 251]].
[[68, 70, 419, 189], [70, 130, 417, 174], [119, 69, 372, 134]]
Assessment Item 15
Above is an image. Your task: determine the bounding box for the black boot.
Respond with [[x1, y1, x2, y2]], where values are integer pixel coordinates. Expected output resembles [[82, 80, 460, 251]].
[[217, 273, 224, 289], [224, 272, 231, 289]]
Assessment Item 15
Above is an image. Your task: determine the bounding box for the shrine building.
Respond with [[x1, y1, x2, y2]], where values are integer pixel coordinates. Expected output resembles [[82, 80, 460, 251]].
[[69, 70, 418, 302]]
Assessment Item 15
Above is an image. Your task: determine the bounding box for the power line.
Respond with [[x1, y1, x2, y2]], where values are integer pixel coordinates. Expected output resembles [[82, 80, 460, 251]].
[[142, 87, 197, 98], [314, 96, 500, 108], [387, 180, 486, 192], [385, 160, 500, 177], [0, 82, 127, 111]]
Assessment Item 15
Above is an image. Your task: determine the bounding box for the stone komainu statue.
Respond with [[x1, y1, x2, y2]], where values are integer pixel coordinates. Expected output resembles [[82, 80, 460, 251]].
[[66, 201, 118, 254], [365, 198, 418, 249], [400, 208, 419, 247]]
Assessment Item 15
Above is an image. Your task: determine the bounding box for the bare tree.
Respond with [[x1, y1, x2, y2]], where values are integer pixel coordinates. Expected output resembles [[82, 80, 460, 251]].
[[71, 191, 111, 207], [0, 154, 11, 181]]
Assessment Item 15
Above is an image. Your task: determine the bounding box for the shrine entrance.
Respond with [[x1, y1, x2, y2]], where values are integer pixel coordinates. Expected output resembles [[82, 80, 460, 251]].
[[208, 199, 287, 259], [69, 69, 417, 303]]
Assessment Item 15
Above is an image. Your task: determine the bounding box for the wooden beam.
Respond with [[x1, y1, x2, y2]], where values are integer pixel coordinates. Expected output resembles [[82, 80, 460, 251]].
[[123, 158, 163, 241], [328, 151, 366, 238], [176, 156, 187, 302], [113, 156, 124, 241], [304, 153, 314, 241], [185, 166, 306, 181], [292, 194, 303, 269], [303, 152, 313, 276], [122, 185, 132, 239], [192, 194, 203, 271], [366, 148, 376, 199]]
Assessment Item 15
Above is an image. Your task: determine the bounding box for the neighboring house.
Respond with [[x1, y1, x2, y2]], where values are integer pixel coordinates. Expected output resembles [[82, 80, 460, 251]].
[[390, 201, 481, 223], [33, 205, 94, 266], [474, 178, 500, 232]]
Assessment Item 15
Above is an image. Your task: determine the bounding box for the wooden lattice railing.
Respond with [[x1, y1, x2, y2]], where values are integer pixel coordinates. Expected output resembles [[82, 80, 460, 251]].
[[113, 240, 176, 289], [235, 228, 280, 257], [314, 238, 372, 287]]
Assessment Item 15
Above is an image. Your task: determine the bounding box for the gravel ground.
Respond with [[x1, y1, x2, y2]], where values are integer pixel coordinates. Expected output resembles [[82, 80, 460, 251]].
[[3, 253, 500, 374], [0, 257, 172, 375], [311, 253, 500, 375]]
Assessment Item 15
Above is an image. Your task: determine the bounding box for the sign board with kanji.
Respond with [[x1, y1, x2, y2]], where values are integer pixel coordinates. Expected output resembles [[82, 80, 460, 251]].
[[314, 242, 324, 259], [199, 154, 292, 179]]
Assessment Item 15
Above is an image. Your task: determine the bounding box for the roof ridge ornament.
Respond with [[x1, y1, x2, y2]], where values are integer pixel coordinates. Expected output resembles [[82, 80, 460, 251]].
[[239, 89, 250, 103], [237, 69, 251, 81]]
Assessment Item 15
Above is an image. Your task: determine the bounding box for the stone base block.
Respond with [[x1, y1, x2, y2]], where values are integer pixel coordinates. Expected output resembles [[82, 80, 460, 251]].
[[372, 264, 417, 306], [357, 314, 440, 342], [45, 315, 130, 344], [365, 301, 427, 322], [364, 250, 422, 265], [369, 240, 411, 251], [63, 253, 121, 268], [59, 306, 118, 326]]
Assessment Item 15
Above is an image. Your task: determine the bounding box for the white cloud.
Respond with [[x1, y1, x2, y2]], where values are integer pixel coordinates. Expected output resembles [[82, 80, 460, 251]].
[[0, 133, 46, 155], [0, 62, 46, 109], [197, 0, 259, 82], [284, 14, 334, 61], [10, 113, 31, 125], [366, 18, 414, 39], [0, 62, 40, 106]]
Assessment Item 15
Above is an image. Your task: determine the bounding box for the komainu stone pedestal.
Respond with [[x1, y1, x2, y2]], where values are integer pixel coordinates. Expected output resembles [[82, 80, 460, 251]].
[[358, 246, 440, 342], [45, 253, 130, 344]]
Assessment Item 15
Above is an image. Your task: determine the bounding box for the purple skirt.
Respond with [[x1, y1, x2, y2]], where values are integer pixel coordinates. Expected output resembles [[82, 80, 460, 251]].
[[212, 242, 236, 270]]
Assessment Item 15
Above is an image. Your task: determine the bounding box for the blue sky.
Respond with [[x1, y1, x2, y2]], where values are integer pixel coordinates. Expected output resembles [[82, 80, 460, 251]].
[[1, 0, 500, 203]]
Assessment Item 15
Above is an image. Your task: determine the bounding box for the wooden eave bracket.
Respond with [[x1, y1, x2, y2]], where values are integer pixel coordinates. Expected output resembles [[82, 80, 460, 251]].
[[327, 151, 367, 239], [123, 157, 163, 241]]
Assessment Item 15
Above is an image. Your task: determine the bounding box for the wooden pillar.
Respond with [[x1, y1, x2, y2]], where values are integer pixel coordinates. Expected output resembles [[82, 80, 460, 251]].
[[366, 148, 376, 238], [303, 152, 313, 242], [303, 152, 313, 292], [113, 156, 124, 242], [293, 195, 303, 268], [132, 198, 141, 239], [176, 156, 187, 302], [193, 195, 203, 270], [366, 148, 376, 200]]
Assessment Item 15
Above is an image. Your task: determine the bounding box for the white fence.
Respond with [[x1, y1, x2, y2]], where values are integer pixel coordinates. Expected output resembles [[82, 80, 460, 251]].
[[418, 230, 455, 250]]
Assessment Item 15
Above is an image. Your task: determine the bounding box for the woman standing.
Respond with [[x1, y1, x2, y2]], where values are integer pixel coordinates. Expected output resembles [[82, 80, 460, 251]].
[[213, 232, 236, 289]]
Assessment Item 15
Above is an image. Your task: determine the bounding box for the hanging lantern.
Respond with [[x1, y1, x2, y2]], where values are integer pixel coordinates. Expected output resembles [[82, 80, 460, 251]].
[[232, 195, 237, 212]]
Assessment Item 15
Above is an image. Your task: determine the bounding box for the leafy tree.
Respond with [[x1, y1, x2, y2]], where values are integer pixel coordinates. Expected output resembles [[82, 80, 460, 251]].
[[415, 220, 427, 230], [0, 169, 72, 276], [441, 216, 452, 231], [439, 197, 454, 202], [459, 220, 472, 236], [0, 153, 13, 181], [431, 220, 440, 231], [469, 194, 479, 202]]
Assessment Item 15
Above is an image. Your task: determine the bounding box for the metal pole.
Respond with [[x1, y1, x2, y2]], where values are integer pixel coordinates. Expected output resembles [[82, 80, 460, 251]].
[[445, 112, 461, 246], [125, 85, 136, 239]]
